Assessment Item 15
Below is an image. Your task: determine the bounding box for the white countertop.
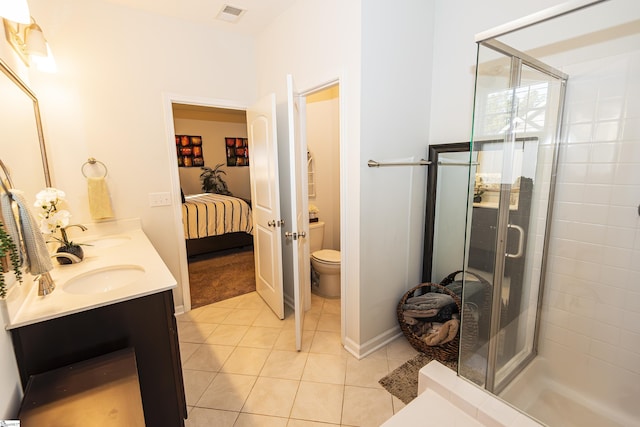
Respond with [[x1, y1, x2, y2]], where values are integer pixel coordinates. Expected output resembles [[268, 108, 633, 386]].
[[6, 223, 177, 329]]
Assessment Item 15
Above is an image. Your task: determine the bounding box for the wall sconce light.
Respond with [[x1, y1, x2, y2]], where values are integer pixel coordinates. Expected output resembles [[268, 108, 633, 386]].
[[0, 0, 31, 24], [3, 16, 57, 72]]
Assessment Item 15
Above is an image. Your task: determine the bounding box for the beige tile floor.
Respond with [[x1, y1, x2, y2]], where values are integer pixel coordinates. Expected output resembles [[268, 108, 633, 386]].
[[176, 291, 419, 427]]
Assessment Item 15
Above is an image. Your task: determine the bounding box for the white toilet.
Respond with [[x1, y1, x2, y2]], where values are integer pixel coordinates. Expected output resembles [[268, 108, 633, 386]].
[[308, 221, 341, 298]]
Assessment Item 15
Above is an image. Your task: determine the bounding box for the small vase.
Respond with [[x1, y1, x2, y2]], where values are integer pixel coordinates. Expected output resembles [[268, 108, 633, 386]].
[[56, 245, 84, 265]]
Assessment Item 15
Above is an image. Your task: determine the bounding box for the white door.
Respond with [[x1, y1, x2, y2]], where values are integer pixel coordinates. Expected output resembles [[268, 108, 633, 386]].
[[247, 94, 285, 319], [286, 75, 310, 350]]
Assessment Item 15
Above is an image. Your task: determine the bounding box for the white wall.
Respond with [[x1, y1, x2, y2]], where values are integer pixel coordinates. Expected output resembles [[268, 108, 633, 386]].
[[254, 0, 364, 348], [358, 1, 435, 349], [255, 0, 436, 354], [254, 0, 573, 355], [429, 0, 567, 145], [306, 97, 340, 250], [26, 0, 257, 313], [0, 0, 257, 415], [174, 118, 251, 199]]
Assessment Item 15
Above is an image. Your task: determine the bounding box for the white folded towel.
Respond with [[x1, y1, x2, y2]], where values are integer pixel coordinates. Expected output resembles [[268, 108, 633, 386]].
[[88, 177, 114, 220]]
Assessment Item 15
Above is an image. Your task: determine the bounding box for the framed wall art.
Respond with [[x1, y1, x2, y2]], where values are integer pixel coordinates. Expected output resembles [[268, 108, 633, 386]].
[[176, 135, 204, 167], [225, 137, 249, 167]]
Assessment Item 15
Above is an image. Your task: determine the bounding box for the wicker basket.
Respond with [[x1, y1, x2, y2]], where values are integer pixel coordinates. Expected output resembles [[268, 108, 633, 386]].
[[439, 270, 492, 316], [440, 270, 492, 353], [397, 282, 461, 362]]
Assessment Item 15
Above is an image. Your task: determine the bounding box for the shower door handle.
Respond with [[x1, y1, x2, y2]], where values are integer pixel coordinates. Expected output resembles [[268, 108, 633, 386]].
[[506, 223, 524, 258]]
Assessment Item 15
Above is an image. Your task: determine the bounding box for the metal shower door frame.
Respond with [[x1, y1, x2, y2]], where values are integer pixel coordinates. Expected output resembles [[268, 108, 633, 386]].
[[476, 38, 568, 393]]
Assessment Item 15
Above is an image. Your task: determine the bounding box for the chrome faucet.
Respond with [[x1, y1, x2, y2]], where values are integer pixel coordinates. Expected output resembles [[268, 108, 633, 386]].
[[63, 224, 88, 232], [37, 272, 56, 296], [51, 252, 83, 264]]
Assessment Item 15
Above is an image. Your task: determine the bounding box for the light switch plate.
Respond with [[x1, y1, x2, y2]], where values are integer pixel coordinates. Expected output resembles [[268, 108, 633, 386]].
[[148, 192, 171, 207]]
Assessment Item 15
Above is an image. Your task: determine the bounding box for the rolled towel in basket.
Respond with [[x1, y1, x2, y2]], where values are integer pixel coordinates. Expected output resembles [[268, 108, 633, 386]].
[[422, 318, 460, 346], [405, 293, 453, 309], [403, 314, 420, 325], [402, 308, 439, 318]]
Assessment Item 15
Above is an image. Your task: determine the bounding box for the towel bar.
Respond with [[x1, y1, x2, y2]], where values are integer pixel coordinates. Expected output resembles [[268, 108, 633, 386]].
[[367, 159, 431, 168]]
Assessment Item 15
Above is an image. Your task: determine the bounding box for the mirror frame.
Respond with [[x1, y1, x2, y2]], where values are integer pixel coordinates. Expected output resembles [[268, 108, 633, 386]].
[[0, 57, 51, 187], [422, 142, 470, 283]]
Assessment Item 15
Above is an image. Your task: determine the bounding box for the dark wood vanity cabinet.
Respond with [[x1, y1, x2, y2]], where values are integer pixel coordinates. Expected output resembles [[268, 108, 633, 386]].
[[11, 290, 187, 427]]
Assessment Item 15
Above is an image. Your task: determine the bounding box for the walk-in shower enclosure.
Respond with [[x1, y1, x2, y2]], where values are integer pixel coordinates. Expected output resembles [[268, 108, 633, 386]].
[[460, 1, 640, 426]]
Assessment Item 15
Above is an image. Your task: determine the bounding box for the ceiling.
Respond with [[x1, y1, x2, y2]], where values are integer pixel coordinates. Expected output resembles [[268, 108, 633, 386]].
[[102, 0, 297, 36]]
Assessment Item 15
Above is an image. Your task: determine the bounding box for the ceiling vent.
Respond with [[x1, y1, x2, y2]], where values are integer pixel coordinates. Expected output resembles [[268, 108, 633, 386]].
[[216, 5, 246, 23]]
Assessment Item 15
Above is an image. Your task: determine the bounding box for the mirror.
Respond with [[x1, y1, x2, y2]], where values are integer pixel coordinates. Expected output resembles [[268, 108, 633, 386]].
[[422, 142, 473, 283], [0, 57, 51, 204]]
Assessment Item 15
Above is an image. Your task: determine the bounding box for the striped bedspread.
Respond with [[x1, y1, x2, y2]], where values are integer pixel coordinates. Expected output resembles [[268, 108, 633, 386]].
[[182, 193, 253, 239]]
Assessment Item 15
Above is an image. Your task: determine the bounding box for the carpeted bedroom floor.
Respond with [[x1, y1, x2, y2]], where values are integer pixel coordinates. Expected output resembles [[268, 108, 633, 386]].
[[188, 247, 256, 309]]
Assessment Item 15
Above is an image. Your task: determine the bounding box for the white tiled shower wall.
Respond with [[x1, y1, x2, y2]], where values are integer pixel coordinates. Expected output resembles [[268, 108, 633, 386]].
[[540, 50, 640, 416]]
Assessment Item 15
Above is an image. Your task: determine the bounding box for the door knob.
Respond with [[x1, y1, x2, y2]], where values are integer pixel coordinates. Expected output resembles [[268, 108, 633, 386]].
[[268, 220, 276, 227], [285, 231, 306, 240]]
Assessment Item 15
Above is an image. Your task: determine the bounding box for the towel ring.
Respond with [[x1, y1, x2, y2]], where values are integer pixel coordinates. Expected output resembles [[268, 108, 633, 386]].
[[81, 157, 108, 178]]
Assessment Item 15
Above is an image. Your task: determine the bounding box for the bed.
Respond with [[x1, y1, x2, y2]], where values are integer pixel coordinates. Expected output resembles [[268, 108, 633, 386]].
[[182, 193, 254, 256]]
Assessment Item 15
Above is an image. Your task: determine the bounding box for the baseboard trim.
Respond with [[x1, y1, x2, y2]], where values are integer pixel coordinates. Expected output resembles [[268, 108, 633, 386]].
[[344, 326, 403, 359], [174, 304, 185, 315]]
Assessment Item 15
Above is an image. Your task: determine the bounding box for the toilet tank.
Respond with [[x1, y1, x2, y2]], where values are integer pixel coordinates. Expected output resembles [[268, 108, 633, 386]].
[[309, 221, 325, 253]]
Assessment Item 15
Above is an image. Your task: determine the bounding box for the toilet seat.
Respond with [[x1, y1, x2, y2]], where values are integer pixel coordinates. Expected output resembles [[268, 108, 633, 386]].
[[311, 249, 340, 264]]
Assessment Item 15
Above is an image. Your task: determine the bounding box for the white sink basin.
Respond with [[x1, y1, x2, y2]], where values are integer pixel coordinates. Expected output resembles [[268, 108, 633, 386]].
[[63, 265, 145, 295], [81, 235, 131, 249]]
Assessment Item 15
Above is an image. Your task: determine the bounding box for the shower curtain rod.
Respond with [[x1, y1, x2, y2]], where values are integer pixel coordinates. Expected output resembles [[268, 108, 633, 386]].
[[367, 159, 431, 168]]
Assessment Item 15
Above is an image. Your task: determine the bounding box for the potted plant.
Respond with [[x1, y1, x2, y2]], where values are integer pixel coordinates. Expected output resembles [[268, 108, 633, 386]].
[[200, 164, 233, 196], [0, 221, 22, 298], [35, 187, 87, 265]]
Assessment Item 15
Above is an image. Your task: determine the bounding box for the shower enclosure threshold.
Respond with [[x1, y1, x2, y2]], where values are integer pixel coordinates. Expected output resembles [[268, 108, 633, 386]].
[[499, 357, 633, 427]]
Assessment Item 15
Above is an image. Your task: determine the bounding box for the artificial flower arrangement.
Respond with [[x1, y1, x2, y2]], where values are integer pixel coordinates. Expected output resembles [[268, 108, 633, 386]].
[[308, 204, 319, 220], [35, 187, 87, 264]]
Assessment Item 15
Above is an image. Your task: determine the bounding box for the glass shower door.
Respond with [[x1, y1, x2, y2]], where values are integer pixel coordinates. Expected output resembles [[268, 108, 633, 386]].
[[460, 41, 567, 393]]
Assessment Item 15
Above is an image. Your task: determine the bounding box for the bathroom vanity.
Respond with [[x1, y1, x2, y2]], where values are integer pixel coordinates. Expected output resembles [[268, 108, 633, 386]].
[[18, 348, 146, 426], [5, 220, 186, 427]]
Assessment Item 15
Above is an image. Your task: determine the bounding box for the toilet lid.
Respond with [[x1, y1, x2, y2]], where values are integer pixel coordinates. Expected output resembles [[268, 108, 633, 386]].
[[312, 249, 341, 263]]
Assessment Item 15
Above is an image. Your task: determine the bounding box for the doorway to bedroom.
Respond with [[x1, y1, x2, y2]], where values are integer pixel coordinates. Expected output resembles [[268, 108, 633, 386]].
[[172, 103, 256, 309]]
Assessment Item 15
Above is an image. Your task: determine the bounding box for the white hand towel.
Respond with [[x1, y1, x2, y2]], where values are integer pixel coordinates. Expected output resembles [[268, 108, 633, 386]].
[[1, 190, 53, 276], [88, 177, 114, 220]]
